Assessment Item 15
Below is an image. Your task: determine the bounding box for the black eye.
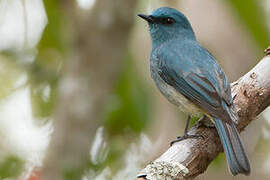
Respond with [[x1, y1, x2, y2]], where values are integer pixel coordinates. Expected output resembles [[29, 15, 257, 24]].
[[163, 17, 175, 25]]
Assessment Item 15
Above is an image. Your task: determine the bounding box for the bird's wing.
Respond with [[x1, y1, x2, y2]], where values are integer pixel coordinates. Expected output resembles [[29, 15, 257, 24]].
[[156, 45, 235, 121]]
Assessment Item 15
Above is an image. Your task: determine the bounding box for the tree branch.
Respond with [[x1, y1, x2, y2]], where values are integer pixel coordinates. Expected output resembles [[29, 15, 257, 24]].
[[136, 47, 270, 180]]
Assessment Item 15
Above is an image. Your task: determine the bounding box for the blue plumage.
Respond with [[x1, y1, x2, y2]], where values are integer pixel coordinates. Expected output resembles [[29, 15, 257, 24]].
[[139, 7, 250, 176]]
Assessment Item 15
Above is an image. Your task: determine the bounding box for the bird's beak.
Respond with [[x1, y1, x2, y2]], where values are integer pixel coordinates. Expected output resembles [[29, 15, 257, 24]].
[[137, 14, 153, 23]]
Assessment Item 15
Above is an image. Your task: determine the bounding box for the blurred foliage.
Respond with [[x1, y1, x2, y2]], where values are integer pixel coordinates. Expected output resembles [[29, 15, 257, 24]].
[[38, 0, 66, 52], [0, 55, 25, 99], [104, 54, 151, 137], [0, 155, 24, 179], [90, 53, 152, 176], [226, 0, 269, 50], [30, 0, 67, 119], [190, 116, 201, 127], [64, 167, 84, 180], [99, 137, 126, 174], [254, 134, 270, 154], [0, 0, 67, 177], [209, 153, 226, 169]]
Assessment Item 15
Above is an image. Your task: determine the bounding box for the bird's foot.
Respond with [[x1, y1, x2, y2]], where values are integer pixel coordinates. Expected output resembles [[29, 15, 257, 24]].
[[264, 46, 270, 55], [170, 133, 203, 146]]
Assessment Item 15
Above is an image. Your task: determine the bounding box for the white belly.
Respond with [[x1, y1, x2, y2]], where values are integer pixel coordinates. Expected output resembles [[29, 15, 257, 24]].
[[152, 69, 203, 117], [163, 83, 202, 116]]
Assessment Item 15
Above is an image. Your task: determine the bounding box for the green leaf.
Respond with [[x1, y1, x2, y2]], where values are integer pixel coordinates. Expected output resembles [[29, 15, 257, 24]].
[[104, 54, 151, 136], [0, 155, 24, 179], [226, 0, 269, 50], [30, 0, 67, 118]]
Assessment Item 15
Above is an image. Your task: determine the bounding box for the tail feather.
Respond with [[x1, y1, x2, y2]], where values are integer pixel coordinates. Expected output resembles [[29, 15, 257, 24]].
[[214, 117, 250, 176]]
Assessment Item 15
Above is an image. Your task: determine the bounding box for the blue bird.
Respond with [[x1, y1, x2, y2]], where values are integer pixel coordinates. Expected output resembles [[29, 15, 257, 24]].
[[138, 7, 250, 176]]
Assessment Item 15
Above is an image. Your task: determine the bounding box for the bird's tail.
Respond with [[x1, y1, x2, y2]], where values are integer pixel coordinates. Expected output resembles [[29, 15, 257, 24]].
[[214, 117, 250, 176]]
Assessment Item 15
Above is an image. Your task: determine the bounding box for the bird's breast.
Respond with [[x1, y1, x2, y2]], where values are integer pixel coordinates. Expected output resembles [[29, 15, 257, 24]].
[[150, 65, 202, 117]]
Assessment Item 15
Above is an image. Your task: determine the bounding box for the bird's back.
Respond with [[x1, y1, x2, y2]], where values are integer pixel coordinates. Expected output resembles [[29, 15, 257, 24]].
[[150, 38, 237, 122]]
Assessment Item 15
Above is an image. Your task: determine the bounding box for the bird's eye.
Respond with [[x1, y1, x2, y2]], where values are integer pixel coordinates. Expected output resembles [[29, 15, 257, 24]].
[[164, 17, 175, 25]]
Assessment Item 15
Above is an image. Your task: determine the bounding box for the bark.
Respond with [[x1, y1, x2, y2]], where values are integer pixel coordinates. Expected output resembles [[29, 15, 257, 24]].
[[42, 0, 138, 179], [136, 48, 270, 180]]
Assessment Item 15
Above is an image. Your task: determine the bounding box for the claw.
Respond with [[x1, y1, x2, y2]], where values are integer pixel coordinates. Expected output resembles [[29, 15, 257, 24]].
[[170, 134, 203, 146], [264, 46, 270, 55]]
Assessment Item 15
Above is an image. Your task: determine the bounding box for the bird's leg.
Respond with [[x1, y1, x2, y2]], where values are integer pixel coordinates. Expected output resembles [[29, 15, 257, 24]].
[[183, 115, 191, 134], [170, 115, 203, 146]]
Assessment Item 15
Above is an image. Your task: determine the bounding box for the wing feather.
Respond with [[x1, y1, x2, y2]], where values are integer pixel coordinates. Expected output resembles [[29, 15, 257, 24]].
[[156, 43, 236, 122]]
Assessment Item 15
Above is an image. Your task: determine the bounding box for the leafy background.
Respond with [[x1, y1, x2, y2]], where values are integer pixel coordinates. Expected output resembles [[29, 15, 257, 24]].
[[0, 0, 269, 179]]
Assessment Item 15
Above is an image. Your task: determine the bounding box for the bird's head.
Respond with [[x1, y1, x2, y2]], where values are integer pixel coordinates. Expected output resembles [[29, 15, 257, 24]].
[[138, 7, 196, 44]]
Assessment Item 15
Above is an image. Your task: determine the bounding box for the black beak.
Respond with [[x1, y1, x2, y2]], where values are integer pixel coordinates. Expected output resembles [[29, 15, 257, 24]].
[[137, 14, 153, 23]]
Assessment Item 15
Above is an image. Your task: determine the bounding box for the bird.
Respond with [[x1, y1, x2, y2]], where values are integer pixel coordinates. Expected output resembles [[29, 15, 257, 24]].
[[138, 7, 250, 176]]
